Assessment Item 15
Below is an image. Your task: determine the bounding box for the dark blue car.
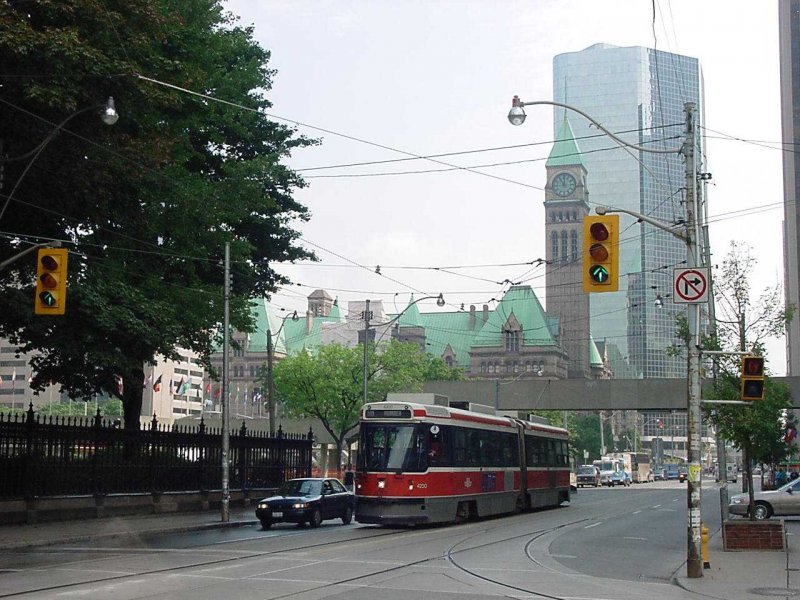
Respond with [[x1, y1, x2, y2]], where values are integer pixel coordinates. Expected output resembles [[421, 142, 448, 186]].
[[255, 477, 355, 529]]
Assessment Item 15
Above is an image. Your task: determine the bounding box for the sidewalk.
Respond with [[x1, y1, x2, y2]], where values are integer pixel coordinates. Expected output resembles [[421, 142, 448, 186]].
[[675, 520, 798, 600], [0, 507, 258, 550]]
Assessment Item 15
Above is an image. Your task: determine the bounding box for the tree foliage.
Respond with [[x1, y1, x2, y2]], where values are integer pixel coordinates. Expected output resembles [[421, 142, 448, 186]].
[[273, 341, 461, 469], [702, 242, 796, 517], [0, 1, 314, 428]]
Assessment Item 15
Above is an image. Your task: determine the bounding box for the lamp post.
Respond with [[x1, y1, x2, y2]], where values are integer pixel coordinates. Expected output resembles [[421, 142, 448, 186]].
[[266, 310, 299, 436], [509, 96, 704, 578], [0, 97, 118, 224], [362, 293, 445, 403]]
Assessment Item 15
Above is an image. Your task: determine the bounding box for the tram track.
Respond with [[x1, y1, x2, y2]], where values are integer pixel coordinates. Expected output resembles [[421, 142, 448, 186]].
[[0, 488, 685, 599]]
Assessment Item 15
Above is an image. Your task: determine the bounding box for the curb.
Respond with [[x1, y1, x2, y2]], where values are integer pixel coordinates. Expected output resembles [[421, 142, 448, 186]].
[[4, 519, 260, 550]]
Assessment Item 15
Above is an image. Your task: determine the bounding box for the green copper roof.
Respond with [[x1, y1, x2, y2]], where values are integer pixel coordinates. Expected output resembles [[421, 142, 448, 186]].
[[589, 335, 603, 366], [471, 286, 556, 348], [546, 116, 585, 168], [398, 295, 423, 327]]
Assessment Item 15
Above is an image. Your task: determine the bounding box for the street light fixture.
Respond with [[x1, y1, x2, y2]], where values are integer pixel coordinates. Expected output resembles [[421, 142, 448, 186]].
[[266, 310, 299, 436], [508, 95, 704, 579], [0, 97, 119, 224]]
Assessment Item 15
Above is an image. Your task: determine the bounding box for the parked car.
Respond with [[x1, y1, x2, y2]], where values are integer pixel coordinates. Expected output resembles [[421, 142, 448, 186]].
[[653, 466, 666, 481], [729, 477, 800, 520], [576, 465, 601, 488], [610, 470, 632, 487], [665, 464, 680, 480], [255, 477, 355, 529]]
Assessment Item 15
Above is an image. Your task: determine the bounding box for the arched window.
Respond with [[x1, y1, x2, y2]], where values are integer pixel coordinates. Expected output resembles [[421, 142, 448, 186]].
[[570, 229, 578, 260], [561, 231, 568, 262], [445, 356, 454, 367], [551, 231, 558, 259], [505, 329, 520, 353]]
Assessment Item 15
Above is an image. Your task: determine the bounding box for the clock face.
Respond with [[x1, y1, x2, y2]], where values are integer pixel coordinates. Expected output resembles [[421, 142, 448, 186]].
[[552, 172, 577, 197]]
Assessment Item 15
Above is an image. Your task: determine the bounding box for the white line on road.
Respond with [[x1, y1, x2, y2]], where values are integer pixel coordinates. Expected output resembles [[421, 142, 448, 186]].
[[632, 510, 642, 514], [622, 537, 648, 541], [584, 522, 602, 529], [652, 504, 661, 509]]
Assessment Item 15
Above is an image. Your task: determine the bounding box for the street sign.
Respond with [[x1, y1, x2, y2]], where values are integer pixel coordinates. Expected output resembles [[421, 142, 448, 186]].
[[673, 267, 709, 304]]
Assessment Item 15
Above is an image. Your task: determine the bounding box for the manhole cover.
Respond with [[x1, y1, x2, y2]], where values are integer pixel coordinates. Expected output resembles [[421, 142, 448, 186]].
[[749, 588, 799, 597]]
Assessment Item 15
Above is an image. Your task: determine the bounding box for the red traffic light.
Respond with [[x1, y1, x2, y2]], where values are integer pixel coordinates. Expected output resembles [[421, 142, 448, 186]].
[[589, 222, 609, 241], [742, 356, 764, 377]]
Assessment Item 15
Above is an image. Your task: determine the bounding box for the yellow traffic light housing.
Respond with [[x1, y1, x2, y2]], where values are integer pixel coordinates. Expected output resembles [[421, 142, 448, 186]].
[[582, 215, 619, 293], [740, 355, 765, 401], [34, 248, 68, 315]]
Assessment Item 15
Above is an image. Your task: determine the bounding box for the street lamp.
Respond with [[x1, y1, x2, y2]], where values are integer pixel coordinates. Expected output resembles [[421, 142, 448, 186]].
[[362, 293, 445, 403], [266, 310, 299, 436], [0, 97, 119, 224], [508, 95, 704, 578]]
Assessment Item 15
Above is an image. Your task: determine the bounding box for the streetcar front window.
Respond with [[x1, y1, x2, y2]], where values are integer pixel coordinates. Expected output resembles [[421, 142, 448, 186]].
[[359, 424, 428, 472]]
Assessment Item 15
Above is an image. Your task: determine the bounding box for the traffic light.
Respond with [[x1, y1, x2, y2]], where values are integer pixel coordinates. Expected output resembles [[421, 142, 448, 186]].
[[34, 248, 68, 315], [582, 215, 619, 293], [740, 355, 765, 401]]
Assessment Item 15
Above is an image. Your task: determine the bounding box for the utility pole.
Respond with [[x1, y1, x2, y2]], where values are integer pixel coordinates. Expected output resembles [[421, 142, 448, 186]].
[[683, 101, 704, 579], [362, 299, 371, 403], [221, 242, 231, 522], [267, 330, 275, 436]]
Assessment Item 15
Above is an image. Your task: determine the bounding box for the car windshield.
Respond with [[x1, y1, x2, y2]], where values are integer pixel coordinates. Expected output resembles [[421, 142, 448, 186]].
[[277, 480, 322, 497], [577, 467, 595, 475]]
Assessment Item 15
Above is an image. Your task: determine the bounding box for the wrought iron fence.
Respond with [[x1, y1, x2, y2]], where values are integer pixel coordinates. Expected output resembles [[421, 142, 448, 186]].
[[0, 406, 313, 499]]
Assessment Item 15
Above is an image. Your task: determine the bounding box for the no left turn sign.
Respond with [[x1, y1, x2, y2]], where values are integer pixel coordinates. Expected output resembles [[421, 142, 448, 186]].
[[673, 267, 709, 304]]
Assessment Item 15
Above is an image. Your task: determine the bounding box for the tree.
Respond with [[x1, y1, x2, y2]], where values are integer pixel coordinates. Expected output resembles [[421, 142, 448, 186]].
[[274, 341, 457, 470], [0, 1, 314, 429], [703, 242, 795, 518]]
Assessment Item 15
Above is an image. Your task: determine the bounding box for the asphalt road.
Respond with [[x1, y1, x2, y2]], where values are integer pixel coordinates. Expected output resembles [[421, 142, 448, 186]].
[[0, 480, 722, 600]]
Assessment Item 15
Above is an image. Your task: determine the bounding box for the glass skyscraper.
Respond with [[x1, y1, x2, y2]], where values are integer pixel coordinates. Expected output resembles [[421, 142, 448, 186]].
[[553, 43, 704, 379]]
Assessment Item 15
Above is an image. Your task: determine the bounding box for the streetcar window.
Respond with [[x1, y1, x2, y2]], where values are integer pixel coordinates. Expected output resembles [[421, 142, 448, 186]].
[[358, 424, 429, 473]]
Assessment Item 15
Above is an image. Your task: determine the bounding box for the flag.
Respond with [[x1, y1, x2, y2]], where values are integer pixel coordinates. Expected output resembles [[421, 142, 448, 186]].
[[143, 373, 152, 389], [214, 386, 221, 400], [169, 378, 175, 395], [153, 374, 162, 392], [205, 382, 211, 395], [175, 377, 184, 396], [11, 368, 16, 388], [28, 374, 33, 384], [184, 376, 192, 396], [115, 375, 124, 395], [0, 374, 4, 387]]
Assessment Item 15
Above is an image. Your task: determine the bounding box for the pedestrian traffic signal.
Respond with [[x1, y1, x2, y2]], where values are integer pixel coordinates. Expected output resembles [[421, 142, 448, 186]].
[[34, 248, 68, 315], [740, 355, 765, 401], [582, 215, 619, 293]]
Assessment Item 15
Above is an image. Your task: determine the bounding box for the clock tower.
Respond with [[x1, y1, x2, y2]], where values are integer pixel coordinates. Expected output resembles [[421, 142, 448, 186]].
[[544, 116, 591, 378]]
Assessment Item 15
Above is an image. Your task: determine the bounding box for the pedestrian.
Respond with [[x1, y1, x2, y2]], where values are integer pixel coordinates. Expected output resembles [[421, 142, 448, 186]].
[[791, 471, 799, 481], [776, 467, 788, 486]]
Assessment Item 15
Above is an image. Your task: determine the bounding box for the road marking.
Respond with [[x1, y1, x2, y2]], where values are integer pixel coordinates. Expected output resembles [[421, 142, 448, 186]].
[[584, 522, 602, 529], [622, 537, 648, 541], [652, 504, 661, 509], [632, 510, 642, 514], [549, 554, 578, 559]]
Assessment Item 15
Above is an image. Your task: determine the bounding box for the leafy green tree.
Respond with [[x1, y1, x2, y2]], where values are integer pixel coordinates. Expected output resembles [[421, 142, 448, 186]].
[[0, 1, 313, 429], [701, 242, 795, 517], [274, 341, 452, 470]]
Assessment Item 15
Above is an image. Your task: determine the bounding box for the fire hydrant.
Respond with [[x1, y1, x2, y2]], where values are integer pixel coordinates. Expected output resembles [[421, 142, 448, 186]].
[[702, 526, 710, 569]]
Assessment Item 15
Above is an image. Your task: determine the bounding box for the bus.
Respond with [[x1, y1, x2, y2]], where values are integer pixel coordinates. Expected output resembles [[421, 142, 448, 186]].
[[354, 399, 571, 525]]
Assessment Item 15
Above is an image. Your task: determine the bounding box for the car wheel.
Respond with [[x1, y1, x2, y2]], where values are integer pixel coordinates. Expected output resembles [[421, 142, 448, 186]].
[[309, 508, 322, 528], [753, 502, 772, 520], [260, 520, 272, 530], [342, 506, 353, 525]]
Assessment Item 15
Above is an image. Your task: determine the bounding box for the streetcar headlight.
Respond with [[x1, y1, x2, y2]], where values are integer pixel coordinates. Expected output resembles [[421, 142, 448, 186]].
[[377, 480, 386, 489]]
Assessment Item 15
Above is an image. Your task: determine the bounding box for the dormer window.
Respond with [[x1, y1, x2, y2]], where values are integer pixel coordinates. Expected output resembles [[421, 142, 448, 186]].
[[505, 329, 520, 353]]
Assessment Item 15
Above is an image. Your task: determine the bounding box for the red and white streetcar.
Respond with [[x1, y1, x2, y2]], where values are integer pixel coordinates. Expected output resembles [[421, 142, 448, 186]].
[[354, 397, 571, 526]]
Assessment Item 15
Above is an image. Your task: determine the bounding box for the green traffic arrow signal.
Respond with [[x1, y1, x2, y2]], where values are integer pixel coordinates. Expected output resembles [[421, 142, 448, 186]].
[[38, 291, 57, 307], [589, 264, 609, 283]]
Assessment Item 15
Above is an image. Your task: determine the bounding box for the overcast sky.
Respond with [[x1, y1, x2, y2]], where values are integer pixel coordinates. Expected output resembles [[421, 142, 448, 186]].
[[223, 0, 786, 373]]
